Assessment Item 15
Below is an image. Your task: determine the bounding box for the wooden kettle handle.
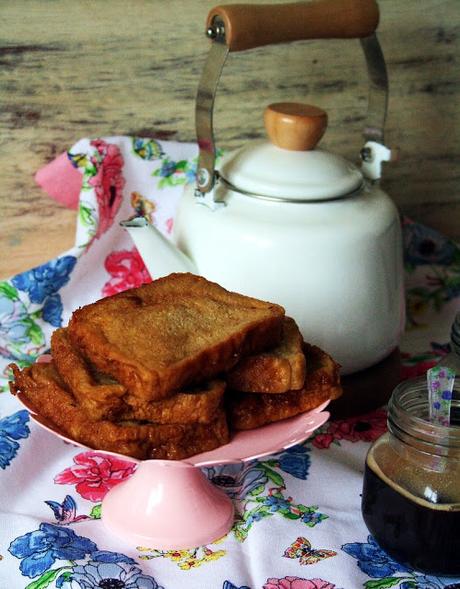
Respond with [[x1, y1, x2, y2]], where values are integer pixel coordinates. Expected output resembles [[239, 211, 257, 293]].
[[207, 0, 379, 52]]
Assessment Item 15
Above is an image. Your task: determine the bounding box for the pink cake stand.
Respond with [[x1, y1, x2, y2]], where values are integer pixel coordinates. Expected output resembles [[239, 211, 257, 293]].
[[17, 372, 329, 549]]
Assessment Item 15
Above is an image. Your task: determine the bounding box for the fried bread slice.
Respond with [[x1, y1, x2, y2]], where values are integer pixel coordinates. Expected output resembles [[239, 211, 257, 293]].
[[9, 362, 229, 461], [226, 317, 306, 393], [52, 327, 226, 424], [51, 327, 126, 421], [120, 380, 226, 424], [68, 273, 284, 401], [227, 343, 342, 430]]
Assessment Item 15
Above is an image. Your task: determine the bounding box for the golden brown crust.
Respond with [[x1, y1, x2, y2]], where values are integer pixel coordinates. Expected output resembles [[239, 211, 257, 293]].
[[9, 362, 229, 461], [51, 328, 126, 421], [68, 273, 284, 401], [52, 327, 226, 424], [119, 380, 226, 424], [227, 343, 342, 430], [227, 317, 306, 393]]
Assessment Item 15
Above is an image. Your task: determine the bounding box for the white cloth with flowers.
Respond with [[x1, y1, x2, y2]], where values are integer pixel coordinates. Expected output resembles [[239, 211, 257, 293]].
[[0, 136, 459, 589]]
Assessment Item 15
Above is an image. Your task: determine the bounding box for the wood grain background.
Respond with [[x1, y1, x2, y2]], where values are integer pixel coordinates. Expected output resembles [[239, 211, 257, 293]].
[[1, 0, 458, 278]]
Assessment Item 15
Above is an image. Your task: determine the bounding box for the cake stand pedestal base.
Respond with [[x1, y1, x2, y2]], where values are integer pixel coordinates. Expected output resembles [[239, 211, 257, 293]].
[[102, 459, 234, 549]]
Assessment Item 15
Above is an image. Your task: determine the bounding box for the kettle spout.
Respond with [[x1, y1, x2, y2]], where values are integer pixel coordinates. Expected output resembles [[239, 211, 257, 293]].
[[120, 216, 198, 279]]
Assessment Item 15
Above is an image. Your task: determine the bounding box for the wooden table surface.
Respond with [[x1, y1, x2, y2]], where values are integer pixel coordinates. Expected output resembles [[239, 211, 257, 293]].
[[1, 0, 459, 279]]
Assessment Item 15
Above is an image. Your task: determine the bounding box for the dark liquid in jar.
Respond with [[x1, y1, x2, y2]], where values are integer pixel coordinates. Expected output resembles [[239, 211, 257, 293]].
[[362, 460, 460, 575]]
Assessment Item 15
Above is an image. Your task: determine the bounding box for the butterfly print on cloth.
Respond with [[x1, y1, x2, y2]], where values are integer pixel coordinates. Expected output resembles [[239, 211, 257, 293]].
[[283, 537, 337, 565]]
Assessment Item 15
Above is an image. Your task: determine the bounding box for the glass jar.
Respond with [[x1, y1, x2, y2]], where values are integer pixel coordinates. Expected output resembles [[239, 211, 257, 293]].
[[442, 311, 460, 372], [361, 313, 460, 575]]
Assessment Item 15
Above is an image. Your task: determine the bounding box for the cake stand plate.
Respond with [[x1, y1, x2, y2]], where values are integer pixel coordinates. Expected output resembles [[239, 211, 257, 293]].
[[17, 388, 329, 549]]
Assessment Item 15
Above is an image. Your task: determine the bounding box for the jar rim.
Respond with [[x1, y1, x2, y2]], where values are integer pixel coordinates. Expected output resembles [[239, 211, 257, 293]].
[[388, 376, 460, 450]]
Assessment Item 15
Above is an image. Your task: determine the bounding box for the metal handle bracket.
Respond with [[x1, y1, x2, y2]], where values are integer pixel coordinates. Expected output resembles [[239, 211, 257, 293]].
[[195, 20, 390, 202], [195, 18, 228, 199]]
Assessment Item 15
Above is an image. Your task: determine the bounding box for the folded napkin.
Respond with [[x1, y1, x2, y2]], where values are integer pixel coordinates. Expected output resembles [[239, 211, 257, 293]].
[[35, 151, 83, 210]]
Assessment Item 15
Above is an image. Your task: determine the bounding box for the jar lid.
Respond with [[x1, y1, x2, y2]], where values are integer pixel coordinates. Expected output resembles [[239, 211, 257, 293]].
[[219, 103, 364, 202]]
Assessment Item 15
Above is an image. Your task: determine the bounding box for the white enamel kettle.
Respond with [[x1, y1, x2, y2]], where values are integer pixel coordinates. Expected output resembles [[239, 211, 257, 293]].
[[122, 0, 405, 375]]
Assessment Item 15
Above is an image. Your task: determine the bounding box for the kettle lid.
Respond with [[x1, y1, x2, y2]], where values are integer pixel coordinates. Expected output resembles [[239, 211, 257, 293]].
[[219, 103, 363, 201]]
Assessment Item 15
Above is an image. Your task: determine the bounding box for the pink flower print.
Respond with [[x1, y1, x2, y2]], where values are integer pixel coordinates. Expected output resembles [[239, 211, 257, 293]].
[[90, 138, 108, 156], [401, 359, 437, 380], [102, 247, 151, 297], [400, 351, 439, 380], [310, 432, 335, 450], [88, 140, 125, 238], [330, 409, 387, 442], [165, 217, 174, 234], [312, 409, 387, 449], [54, 451, 136, 502], [264, 577, 335, 589]]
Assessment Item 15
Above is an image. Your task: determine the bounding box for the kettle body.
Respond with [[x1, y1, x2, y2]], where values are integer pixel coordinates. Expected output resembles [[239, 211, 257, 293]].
[[174, 176, 404, 375]]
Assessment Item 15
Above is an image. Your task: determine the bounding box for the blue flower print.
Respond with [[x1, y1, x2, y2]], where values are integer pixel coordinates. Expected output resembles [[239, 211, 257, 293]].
[[132, 137, 164, 161], [46, 495, 78, 524], [301, 511, 325, 526], [159, 160, 176, 177], [400, 578, 443, 589], [403, 220, 457, 267], [12, 256, 77, 304], [0, 295, 29, 344], [91, 550, 136, 564], [342, 535, 411, 578], [0, 433, 19, 469], [9, 523, 97, 578], [153, 156, 199, 188], [223, 582, 251, 589], [66, 560, 163, 589], [185, 161, 197, 184], [42, 293, 64, 327], [0, 290, 43, 361], [244, 510, 267, 527], [206, 462, 268, 500], [263, 494, 291, 513], [0, 409, 30, 440], [278, 444, 311, 479], [0, 410, 30, 469]]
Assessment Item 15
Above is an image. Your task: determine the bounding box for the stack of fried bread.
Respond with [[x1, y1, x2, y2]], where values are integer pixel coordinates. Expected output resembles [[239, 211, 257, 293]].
[[9, 273, 341, 460]]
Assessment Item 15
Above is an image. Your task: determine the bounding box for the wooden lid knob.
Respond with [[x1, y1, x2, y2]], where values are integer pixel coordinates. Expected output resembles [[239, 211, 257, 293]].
[[264, 103, 328, 151]]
